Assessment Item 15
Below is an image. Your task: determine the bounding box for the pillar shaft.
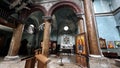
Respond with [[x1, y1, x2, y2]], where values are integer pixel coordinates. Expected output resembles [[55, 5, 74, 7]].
[[42, 20, 51, 57], [83, 0, 100, 54], [78, 18, 85, 33], [8, 24, 24, 56]]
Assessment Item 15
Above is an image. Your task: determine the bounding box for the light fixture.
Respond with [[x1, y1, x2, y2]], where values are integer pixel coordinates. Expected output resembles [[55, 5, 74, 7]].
[[64, 26, 69, 31]]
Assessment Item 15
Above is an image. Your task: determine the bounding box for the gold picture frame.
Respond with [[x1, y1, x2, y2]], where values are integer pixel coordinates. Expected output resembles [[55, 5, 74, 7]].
[[75, 33, 87, 55], [75, 33, 89, 67], [99, 38, 107, 49], [107, 41, 114, 49], [114, 41, 120, 47]]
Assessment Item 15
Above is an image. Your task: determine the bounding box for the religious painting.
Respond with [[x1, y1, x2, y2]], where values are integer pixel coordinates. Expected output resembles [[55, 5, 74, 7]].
[[107, 41, 114, 49], [63, 36, 69, 44], [114, 41, 120, 48], [75, 33, 88, 67], [99, 38, 107, 49], [75, 33, 87, 55]]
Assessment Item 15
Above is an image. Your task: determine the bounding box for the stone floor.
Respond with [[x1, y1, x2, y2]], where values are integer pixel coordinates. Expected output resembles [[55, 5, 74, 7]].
[[0, 55, 119, 68], [89, 56, 120, 68], [47, 55, 80, 68]]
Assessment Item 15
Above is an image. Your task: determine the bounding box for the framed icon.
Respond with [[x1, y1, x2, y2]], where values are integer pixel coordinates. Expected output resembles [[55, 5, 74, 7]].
[[107, 41, 114, 49], [75, 33, 87, 55], [99, 38, 107, 49], [114, 41, 120, 48]]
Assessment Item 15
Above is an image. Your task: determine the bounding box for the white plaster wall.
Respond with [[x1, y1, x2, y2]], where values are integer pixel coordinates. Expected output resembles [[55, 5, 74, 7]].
[[110, 0, 120, 11], [93, 0, 111, 13], [96, 16, 120, 41]]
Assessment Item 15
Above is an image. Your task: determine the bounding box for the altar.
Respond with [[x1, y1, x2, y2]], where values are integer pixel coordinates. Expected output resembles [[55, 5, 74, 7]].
[[60, 44, 73, 54]]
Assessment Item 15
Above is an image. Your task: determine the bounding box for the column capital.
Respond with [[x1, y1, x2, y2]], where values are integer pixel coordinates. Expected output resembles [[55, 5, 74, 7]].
[[42, 16, 52, 22], [76, 13, 83, 19]]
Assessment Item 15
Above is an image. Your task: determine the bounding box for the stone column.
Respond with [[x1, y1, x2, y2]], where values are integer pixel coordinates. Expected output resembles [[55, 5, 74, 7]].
[[42, 16, 51, 57], [6, 23, 24, 57], [83, 0, 100, 54], [76, 14, 89, 67], [77, 14, 85, 33]]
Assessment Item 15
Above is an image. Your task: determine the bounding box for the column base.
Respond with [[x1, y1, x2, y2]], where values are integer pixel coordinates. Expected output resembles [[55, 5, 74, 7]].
[[4, 55, 20, 61]]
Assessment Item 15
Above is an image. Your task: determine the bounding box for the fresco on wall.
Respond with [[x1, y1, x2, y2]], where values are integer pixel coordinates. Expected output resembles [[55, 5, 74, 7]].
[[63, 36, 69, 44], [60, 35, 74, 45], [60, 35, 75, 49]]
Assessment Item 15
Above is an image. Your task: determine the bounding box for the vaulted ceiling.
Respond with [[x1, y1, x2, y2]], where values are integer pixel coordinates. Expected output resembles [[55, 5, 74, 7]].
[[0, 0, 79, 36], [52, 6, 78, 35]]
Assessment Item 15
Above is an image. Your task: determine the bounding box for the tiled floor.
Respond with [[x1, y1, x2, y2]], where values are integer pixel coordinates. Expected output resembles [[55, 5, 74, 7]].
[[0, 55, 120, 68]]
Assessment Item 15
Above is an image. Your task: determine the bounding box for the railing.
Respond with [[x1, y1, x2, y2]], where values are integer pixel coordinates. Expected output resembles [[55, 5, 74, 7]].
[[20, 49, 50, 68]]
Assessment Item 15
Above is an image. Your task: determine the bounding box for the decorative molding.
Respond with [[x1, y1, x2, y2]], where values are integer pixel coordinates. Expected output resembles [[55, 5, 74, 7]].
[[95, 7, 120, 17], [48, 0, 81, 16], [95, 12, 113, 17], [42, 16, 52, 23], [20, 4, 47, 21], [76, 13, 83, 18], [42, 16, 52, 20], [113, 7, 120, 15]]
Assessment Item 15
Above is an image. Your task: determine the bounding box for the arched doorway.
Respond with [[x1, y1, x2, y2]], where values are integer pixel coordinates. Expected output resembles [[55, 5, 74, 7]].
[[19, 5, 46, 56], [51, 6, 78, 53], [47, 1, 88, 67], [48, 0, 81, 54]]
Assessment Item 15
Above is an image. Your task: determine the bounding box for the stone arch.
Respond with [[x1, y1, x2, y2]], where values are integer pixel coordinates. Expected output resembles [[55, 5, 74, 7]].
[[48, 0, 81, 16], [20, 4, 47, 21]]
